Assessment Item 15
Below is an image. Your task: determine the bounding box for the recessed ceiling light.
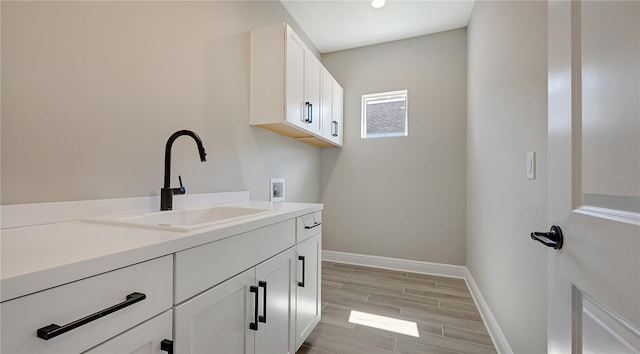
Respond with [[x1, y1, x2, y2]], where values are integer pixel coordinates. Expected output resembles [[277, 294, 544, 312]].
[[371, 0, 386, 9]]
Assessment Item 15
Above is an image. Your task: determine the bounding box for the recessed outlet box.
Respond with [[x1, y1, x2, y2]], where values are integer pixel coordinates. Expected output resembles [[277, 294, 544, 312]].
[[270, 178, 285, 202]]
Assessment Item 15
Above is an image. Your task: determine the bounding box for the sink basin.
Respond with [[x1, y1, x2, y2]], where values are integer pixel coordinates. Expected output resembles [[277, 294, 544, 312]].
[[84, 206, 274, 232]]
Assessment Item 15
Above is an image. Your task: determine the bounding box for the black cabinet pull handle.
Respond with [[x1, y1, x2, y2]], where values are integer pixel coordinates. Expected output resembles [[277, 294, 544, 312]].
[[298, 256, 306, 287], [249, 285, 259, 331], [304, 102, 311, 123], [37, 292, 146, 340], [258, 281, 267, 323], [161, 339, 174, 354], [304, 102, 313, 123], [332, 121, 339, 137], [531, 225, 563, 250], [304, 222, 321, 230]]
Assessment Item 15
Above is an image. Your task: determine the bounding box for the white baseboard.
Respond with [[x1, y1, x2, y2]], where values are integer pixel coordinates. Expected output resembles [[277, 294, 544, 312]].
[[322, 250, 513, 354], [463, 268, 514, 354], [323, 250, 467, 279]]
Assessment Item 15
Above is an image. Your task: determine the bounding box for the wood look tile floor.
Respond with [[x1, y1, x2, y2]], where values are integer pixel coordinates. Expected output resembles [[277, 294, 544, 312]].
[[297, 262, 497, 354]]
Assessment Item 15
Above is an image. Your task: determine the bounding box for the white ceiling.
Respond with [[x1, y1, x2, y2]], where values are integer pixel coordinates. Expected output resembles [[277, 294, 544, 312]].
[[281, 0, 475, 54]]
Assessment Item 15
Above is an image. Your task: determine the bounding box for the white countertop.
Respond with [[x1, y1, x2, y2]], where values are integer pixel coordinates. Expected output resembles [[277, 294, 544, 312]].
[[0, 201, 322, 302]]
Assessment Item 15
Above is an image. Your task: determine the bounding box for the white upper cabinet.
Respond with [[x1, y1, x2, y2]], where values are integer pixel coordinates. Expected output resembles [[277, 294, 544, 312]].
[[321, 68, 344, 147], [332, 81, 344, 145], [304, 53, 323, 136], [285, 30, 306, 131], [250, 23, 342, 148]]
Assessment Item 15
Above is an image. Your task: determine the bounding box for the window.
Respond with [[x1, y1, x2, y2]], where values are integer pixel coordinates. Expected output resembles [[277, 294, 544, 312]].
[[361, 90, 408, 139]]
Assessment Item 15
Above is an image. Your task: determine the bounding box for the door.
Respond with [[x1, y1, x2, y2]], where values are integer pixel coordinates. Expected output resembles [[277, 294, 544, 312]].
[[331, 80, 344, 146], [547, 1, 640, 353], [305, 54, 323, 136], [295, 233, 322, 350], [173, 269, 255, 354], [286, 28, 306, 131], [321, 69, 344, 146], [321, 68, 334, 141], [254, 248, 297, 354]]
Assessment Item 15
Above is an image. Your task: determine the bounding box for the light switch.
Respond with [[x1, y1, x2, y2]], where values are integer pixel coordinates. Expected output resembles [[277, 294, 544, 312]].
[[527, 152, 536, 180]]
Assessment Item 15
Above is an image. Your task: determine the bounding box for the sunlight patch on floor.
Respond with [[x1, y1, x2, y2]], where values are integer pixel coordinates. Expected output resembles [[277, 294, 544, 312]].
[[348, 310, 420, 337]]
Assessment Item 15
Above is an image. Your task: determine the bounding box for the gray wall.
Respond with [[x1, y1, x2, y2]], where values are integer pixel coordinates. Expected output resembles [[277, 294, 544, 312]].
[[466, 1, 548, 352], [1, 1, 321, 205], [320, 29, 467, 265]]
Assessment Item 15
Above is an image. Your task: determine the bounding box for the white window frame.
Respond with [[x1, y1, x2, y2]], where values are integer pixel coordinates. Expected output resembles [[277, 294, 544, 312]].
[[361, 90, 408, 139]]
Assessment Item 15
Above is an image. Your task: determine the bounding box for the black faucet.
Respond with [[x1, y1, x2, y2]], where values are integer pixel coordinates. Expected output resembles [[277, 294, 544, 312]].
[[161, 130, 207, 211]]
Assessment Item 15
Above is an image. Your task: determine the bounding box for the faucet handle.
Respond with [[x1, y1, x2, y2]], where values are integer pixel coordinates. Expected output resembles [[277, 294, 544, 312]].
[[177, 175, 186, 195]]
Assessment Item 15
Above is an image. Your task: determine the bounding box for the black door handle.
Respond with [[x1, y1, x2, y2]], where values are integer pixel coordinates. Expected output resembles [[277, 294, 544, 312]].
[[298, 256, 306, 287], [258, 281, 267, 323], [531, 225, 563, 250], [332, 121, 339, 137], [249, 285, 259, 331], [37, 292, 146, 340]]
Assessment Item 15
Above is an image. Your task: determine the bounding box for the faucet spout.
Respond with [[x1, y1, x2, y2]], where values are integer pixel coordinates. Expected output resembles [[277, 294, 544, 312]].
[[161, 130, 207, 210]]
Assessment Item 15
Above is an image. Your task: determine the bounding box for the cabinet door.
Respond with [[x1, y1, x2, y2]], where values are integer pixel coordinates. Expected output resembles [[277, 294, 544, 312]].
[[255, 248, 297, 354], [321, 68, 334, 141], [295, 234, 322, 350], [174, 269, 256, 354], [285, 29, 306, 130], [83, 311, 172, 354], [321, 69, 344, 146], [305, 54, 323, 136], [331, 80, 344, 146]]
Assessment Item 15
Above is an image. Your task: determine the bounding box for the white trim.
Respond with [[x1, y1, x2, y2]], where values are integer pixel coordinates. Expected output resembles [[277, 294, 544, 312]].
[[575, 206, 640, 226], [1, 191, 250, 229], [579, 286, 640, 352], [322, 250, 514, 354], [464, 268, 514, 354], [323, 250, 466, 279], [361, 89, 409, 139]]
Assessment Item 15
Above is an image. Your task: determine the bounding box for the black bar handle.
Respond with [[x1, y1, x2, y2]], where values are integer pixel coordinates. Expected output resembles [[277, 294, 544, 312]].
[[332, 121, 339, 137], [37, 292, 146, 340], [304, 222, 321, 230], [249, 286, 259, 331], [304, 101, 311, 123], [531, 225, 563, 250], [161, 339, 174, 354], [258, 281, 267, 323], [305, 102, 313, 123], [298, 256, 306, 287]]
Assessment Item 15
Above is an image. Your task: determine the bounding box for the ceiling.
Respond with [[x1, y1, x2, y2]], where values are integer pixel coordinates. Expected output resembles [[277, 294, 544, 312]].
[[280, 0, 475, 54]]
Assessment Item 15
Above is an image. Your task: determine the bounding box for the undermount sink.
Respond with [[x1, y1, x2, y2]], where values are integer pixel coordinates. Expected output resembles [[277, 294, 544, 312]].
[[83, 206, 274, 232]]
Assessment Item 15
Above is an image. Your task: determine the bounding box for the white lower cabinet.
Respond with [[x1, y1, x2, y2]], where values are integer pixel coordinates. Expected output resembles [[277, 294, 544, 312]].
[[255, 247, 297, 354], [0, 256, 173, 354], [174, 268, 256, 354], [295, 233, 322, 350], [174, 248, 297, 354], [83, 310, 172, 354], [1, 212, 321, 354]]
